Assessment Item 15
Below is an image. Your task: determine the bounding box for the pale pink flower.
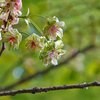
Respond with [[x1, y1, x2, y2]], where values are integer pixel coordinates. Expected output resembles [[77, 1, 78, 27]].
[[5, 0, 22, 10], [2, 29, 22, 49], [11, 17, 19, 25], [25, 34, 45, 52], [40, 40, 66, 66], [44, 16, 65, 40], [41, 49, 66, 66], [15, 0, 22, 10], [8, 14, 19, 25]]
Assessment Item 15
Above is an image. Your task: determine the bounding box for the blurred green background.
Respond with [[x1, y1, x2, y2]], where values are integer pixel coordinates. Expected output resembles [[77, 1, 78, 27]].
[[0, 0, 100, 100]]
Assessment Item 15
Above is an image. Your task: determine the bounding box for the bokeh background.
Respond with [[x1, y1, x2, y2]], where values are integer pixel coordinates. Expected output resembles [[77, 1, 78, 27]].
[[0, 0, 100, 100]]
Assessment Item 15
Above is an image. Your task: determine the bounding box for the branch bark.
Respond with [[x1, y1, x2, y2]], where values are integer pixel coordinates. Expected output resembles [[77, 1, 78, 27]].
[[0, 81, 100, 96], [0, 45, 95, 91], [0, 42, 6, 57]]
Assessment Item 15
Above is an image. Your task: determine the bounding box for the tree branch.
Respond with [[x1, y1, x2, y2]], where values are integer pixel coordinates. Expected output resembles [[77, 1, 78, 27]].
[[0, 45, 95, 91], [0, 81, 100, 96], [0, 12, 12, 57], [0, 42, 6, 57]]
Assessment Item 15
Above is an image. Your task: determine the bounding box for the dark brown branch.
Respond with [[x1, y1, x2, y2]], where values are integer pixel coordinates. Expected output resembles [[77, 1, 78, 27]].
[[0, 81, 100, 96], [0, 45, 95, 91], [0, 11, 12, 57], [0, 42, 6, 57]]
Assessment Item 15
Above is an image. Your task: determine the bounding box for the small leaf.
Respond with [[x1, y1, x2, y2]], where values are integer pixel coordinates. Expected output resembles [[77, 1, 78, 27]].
[[26, 8, 30, 16], [25, 19, 30, 28]]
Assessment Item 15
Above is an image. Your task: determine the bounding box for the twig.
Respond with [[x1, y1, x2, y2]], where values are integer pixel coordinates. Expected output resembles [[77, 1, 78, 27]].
[[0, 81, 100, 96], [0, 42, 6, 57], [0, 45, 95, 91], [0, 11, 12, 57]]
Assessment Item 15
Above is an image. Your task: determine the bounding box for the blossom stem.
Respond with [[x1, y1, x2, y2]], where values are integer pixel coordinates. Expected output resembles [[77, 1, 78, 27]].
[[0, 5, 9, 8], [29, 14, 46, 19], [19, 31, 30, 36], [18, 15, 45, 19], [17, 16, 27, 19], [29, 19, 43, 36]]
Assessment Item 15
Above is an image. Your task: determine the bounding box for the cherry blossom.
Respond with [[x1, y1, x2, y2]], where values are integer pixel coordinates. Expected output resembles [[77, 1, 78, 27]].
[[44, 16, 65, 40], [2, 29, 22, 50], [40, 40, 66, 66], [25, 34, 45, 52]]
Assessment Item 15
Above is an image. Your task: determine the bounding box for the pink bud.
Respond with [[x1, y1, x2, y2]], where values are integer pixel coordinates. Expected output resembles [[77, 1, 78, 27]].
[[15, 0, 22, 10]]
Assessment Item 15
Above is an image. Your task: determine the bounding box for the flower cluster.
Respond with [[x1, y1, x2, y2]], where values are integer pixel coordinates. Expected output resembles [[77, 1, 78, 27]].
[[0, 0, 66, 66], [0, 0, 22, 49], [25, 16, 66, 66], [39, 40, 66, 66], [38, 16, 66, 66]]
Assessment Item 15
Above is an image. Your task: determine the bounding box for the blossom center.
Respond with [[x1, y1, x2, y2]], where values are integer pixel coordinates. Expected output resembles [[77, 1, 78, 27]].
[[31, 41, 36, 48], [9, 37, 16, 45], [49, 26, 59, 39]]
